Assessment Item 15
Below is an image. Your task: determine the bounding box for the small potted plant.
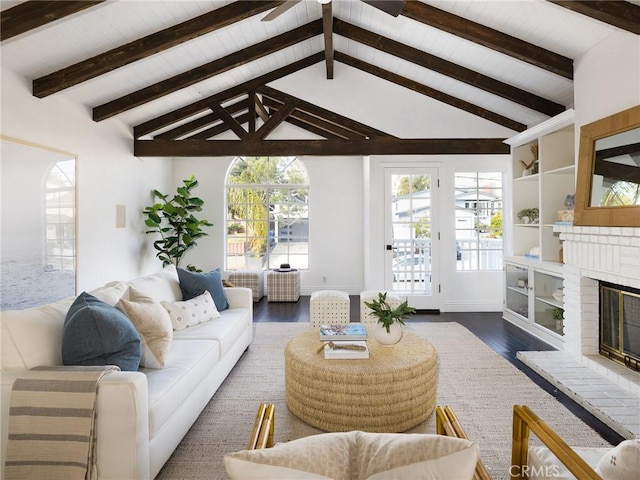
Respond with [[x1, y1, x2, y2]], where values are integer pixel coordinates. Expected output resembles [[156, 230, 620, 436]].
[[363, 292, 415, 346]]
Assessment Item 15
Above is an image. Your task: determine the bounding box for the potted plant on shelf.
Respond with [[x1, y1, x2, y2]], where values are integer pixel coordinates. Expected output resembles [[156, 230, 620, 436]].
[[363, 292, 416, 346], [517, 208, 540, 224], [142, 175, 213, 272]]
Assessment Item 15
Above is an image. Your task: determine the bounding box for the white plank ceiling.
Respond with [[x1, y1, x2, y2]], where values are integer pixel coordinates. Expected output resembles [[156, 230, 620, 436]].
[[0, 0, 635, 133]]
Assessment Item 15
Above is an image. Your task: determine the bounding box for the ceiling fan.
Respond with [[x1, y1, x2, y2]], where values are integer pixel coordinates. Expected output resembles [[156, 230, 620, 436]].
[[262, 0, 406, 22]]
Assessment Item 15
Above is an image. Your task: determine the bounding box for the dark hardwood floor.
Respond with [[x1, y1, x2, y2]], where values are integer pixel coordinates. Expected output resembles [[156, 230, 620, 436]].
[[254, 295, 625, 445]]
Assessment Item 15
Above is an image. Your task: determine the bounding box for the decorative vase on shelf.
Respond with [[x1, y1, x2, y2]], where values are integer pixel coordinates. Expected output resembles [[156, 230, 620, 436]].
[[372, 322, 403, 347]]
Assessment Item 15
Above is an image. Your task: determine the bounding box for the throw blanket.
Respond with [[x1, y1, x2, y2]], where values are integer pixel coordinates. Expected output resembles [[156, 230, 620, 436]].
[[4, 365, 119, 480]]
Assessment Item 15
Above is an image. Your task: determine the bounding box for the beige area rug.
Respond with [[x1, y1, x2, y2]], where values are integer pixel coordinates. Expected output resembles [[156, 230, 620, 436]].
[[156, 322, 611, 480]]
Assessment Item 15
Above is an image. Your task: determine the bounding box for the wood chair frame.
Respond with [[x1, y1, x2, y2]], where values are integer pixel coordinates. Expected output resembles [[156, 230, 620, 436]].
[[510, 405, 602, 480], [247, 402, 275, 450], [436, 405, 492, 480]]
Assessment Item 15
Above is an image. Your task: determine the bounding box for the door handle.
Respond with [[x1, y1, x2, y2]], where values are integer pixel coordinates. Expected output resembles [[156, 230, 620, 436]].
[[386, 245, 397, 251]]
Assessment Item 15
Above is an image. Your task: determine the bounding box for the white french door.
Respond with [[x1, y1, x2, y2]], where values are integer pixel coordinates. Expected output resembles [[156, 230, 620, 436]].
[[384, 168, 440, 311]]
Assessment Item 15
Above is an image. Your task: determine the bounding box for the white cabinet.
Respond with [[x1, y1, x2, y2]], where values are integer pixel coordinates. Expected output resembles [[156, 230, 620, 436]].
[[503, 110, 575, 347], [504, 259, 565, 348]]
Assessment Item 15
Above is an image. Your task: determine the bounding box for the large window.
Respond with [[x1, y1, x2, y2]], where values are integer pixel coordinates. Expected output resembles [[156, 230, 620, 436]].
[[226, 157, 309, 270], [455, 172, 503, 271]]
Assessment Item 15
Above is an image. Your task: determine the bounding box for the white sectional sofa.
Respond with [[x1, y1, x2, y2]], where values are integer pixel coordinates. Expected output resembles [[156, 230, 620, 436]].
[[1, 265, 253, 479]]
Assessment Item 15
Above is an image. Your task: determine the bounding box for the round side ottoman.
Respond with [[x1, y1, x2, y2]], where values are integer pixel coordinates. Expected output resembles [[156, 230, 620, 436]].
[[309, 290, 350, 328], [285, 329, 438, 432]]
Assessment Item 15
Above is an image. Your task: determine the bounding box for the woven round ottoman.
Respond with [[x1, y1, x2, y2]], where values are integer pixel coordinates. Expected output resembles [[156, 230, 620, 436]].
[[285, 329, 437, 432], [309, 290, 350, 328]]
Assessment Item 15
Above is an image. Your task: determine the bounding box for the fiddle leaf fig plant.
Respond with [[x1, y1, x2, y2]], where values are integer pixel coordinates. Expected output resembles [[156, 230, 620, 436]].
[[363, 292, 416, 333], [142, 175, 213, 271]]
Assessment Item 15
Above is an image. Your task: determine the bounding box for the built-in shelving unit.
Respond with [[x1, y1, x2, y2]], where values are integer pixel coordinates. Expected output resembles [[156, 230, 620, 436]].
[[503, 110, 575, 347]]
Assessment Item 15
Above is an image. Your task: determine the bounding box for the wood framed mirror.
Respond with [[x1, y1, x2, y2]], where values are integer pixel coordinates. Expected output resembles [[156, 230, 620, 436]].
[[574, 105, 640, 227]]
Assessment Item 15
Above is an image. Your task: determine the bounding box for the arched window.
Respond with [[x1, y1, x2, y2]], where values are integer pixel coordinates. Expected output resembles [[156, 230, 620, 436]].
[[226, 156, 309, 270], [45, 160, 75, 273]]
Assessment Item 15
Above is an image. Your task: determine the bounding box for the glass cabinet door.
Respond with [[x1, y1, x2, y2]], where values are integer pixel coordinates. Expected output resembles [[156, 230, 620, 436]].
[[533, 271, 564, 336], [505, 263, 529, 319]]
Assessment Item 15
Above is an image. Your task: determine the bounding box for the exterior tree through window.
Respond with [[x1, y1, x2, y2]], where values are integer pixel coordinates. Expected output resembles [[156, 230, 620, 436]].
[[226, 157, 309, 271]]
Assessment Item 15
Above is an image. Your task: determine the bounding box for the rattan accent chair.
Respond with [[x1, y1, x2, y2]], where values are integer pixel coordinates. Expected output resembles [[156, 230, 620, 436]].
[[245, 403, 610, 479]]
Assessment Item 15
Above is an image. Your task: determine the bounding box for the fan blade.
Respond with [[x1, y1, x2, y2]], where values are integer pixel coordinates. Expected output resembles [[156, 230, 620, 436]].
[[261, 0, 302, 21], [361, 0, 406, 17]]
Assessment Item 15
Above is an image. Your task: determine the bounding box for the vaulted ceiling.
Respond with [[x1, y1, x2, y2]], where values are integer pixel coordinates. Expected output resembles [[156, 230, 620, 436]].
[[1, 0, 639, 156]]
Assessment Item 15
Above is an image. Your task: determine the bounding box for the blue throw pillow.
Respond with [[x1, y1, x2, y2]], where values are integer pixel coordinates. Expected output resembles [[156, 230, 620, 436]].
[[177, 268, 229, 311], [62, 292, 141, 371]]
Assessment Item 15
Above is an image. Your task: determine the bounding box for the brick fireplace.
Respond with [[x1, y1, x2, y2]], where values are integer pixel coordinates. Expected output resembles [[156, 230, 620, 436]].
[[556, 225, 640, 386]]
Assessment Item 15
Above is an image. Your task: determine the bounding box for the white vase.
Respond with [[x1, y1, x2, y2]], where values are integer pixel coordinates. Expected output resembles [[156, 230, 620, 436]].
[[372, 322, 403, 347]]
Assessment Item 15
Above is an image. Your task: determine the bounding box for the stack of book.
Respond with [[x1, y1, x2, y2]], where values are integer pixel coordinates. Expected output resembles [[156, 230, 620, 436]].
[[319, 324, 369, 359]]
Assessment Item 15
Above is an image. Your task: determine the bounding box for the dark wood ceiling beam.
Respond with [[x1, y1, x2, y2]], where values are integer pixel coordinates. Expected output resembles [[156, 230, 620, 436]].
[[1, 1, 104, 42], [258, 85, 394, 139], [262, 97, 360, 140], [335, 52, 526, 132], [134, 138, 510, 157], [187, 112, 251, 140], [32, 1, 281, 97], [248, 92, 257, 134], [249, 100, 298, 140], [255, 96, 271, 123], [333, 19, 566, 117], [155, 98, 249, 139], [94, 19, 323, 121], [211, 104, 248, 139], [401, 2, 574, 79], [548, 1, 640, 35], [133, 52, 324, 138], [322, 2, 334, 79], [188, 112, 252, 140]]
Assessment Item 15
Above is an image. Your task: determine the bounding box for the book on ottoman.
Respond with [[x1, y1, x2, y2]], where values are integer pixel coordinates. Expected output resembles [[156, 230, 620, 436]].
[[319, 324, 367, 341], [324, 341, 369, 359]]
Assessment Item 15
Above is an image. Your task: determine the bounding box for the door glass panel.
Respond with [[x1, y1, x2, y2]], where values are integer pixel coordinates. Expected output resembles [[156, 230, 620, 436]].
[[390, 173, 432, 295]]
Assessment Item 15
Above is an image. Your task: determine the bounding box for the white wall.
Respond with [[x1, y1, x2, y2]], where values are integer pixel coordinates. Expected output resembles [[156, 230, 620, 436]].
[[574, 30, 640, 128], [172, 150, 365, 295], [1, 68, 172, 292]]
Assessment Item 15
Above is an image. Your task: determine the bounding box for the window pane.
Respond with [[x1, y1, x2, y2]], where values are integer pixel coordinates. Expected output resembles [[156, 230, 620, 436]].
[[455, 172, 503, 271], [226, 157, 309, 270]]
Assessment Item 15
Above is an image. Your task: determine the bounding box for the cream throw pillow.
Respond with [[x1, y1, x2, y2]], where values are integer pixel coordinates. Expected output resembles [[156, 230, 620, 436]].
[[223, 431, 479, 480], [596, 439, 640, 480], [116, 287, 173, 369], [161, 290, 220, 331]]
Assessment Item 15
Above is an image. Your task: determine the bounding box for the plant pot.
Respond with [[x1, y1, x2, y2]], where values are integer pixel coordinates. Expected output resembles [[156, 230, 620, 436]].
[[372, 322, 403, 347]]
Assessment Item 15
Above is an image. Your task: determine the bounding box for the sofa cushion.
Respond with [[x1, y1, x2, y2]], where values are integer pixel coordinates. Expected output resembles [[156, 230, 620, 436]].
[[224, 431, 479, 480], [62, 292, 141, 371], [116, 288, 173, 369], [89, 281, 130, 306], [1, 297, 74, 370], [142, 338, 220, 438], [596, 439, 640, 480], [161, 291, 220, 331], [177, 268, 228, 311], [172, 307, 249, 357], [127, 265, 182, 303], [527, 446, 608, 479]]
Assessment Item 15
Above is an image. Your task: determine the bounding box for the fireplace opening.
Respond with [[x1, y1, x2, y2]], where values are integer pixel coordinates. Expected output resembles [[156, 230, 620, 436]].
[[599, 281, 640, 371]]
